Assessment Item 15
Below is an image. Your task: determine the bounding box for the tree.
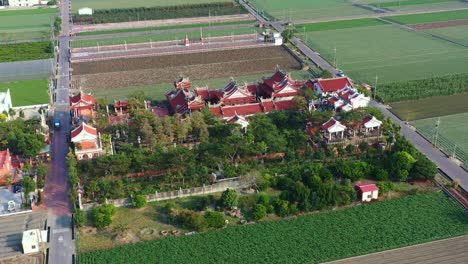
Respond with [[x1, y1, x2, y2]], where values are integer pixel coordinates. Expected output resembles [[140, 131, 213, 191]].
[[220, 188, 238, 208], [411, 156, 437, 180], [281, 28, 296, 42], [74, 208, 86, 228], [320, 70, 333, 79], [36, 189, 42, 205], [204, 211, 225, 228], [131, 194, 147, 208], [22, 176, 36, 204], [390, 151, 416, 181], [172, 209, 208, 231], [47, 0, 57, 5], [91, 204, 116, 228], [252, 204, 267, 221]]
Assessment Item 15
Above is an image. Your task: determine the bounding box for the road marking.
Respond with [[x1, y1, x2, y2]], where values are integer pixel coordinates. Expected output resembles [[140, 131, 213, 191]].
[[58, 235, 63, 242], [52, 228, 69, 234]]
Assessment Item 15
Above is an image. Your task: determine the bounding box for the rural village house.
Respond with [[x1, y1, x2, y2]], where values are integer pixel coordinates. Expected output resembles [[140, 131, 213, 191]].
[[355, 183, 379, 202]]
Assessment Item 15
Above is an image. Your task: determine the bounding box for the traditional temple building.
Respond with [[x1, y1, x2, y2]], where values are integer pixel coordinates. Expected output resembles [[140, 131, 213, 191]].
[[258, 68, 302, 100], [322, 117, 346, 141], [69, 93, 95, 118], [70, 122, 104, 160], [226, 113, 249, 132], [0, 149, 12, 178], [361, 115, 382, 135], [307, 77, 354, 97], [114, 100, 128, 115], [196, 80, 257, 106]]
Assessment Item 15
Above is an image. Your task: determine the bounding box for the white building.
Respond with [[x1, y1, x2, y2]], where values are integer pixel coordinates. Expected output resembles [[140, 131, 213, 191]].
[[361, 115, 383, 135], [322, 117, 346, 140], [71, 122, 104, 160], [8, 0, 40, 7], [0, 89, 13, 114], [355, 183, 379, 202], [22, 229, 48, 254], [78, 7, 93, 15]]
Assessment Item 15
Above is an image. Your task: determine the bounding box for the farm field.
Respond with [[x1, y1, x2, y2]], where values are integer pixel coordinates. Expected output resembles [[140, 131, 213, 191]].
[[71, 46, 301, 94], [390, 93, 468, 121], [0, 79, 49, 106], [249, 0, 372, 21], [368, 0, 458, 8], [72, 0, 231, 12], [414, 113, 468, 166], [77, 192, 468, 264], [0, 8, 56, 42], [381, 1, 468, 11], [0, 41, 54, 62], [386, 9, 468, 24], [93, 70, 311, 102], [303, 24, 468, 84], [76, 20, 255, 36], [297, 18, 386, 32], [72, 27, 261, 48], [426, 24, 468, 46]]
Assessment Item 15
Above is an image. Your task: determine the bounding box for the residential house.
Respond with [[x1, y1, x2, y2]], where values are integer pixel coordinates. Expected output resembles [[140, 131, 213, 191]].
[[355, 183, 379, 202], [307, 77, 353, 97]]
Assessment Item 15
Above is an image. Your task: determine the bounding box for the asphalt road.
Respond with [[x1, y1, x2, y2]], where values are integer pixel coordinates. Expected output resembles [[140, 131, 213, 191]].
[[43, 0, 75, 263], [323, 235, 468, 264]]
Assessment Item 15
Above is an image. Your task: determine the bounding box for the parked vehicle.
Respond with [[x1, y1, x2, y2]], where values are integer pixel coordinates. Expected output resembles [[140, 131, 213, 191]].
[[54, 119, 61, 129]]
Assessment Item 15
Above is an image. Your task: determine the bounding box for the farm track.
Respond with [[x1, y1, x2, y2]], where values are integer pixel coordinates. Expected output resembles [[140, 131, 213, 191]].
[[409, 19, 468, 30], [71, 46, 300, 90]]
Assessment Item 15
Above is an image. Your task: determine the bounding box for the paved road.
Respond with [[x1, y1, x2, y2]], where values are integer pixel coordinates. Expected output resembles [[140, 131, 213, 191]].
[[240, 0, 468, 192], [323, 235, 468, 264], [43, 0, 75, 263], [72, 23, 255, 41]]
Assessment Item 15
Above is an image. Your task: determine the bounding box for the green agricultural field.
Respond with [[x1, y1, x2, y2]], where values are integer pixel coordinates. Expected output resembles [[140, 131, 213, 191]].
[[0, 79, 49, 106], [369, 0, 456, 8], [249, 0, 373, 21], [72, 0, 230, 12], [303, 24, 468, 84], [77, 192, 468, 264], [0, 41, 54, 62], [72, 27, 261, 48], [390, 93, 468, 121], [77, 20, 255, 36], [93, 71, 311, 102], [297, 18, 385, 33], [427, 25, 468, 46], [387, 9, 468, 24], [414, 113, 468, 165], [0, 8, 56, 41]]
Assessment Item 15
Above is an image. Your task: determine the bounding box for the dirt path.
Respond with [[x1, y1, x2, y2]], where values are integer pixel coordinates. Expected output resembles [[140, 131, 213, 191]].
[[72, 14, 254, 33]]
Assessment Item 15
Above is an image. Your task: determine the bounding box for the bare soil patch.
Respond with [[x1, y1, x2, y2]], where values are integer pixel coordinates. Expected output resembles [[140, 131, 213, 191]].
[[72, 46, 301, 90], [409, 19, 468, 30], [73, 14, 253, 33]]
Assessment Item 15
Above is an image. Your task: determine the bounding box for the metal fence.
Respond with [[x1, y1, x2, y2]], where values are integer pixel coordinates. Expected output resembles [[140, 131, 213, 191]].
[[417, 126, 468, 170], [0, 59, 54, 82]]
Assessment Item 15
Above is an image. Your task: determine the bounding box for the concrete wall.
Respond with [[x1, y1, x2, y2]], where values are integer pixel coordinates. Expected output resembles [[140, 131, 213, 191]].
[[82, 177, 250, 211]]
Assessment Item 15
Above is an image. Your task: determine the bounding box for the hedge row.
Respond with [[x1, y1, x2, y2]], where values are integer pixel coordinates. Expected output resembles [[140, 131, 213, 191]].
[[74, 2, 247, 24]]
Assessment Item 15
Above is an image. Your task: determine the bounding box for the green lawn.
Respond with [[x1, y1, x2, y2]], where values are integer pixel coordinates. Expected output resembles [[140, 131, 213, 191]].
[[72, 27, 261, 48], [386, 9, 468, 24], [414, 113, 468, 164], [0, 79, 49, 106], [0, 41, 54, 62], [72, 0, 231, 12], [426, 25, 468, 46], [0, 8, 56, 42], [390, 93, 468, 121], [297, 18, 386, 33], [249, 0, 373, 21], [77, 192, 468, 264], [93, 71, 311, 102], [77, 20, 255, 36], [303, 24, 468, 84]]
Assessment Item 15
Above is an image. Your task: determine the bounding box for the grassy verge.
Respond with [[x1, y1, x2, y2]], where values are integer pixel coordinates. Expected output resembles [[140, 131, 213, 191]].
[[0, 8, 57, 16], [72, 27, 261, 48], [77, 20, 255, 36], [0, 79, 49, 106], [386, 9, 468, 24], [77, 192, 468, 264], [0, 41, 53, 62], [92, 70, 310, 102], [297, 18, 386, 32]]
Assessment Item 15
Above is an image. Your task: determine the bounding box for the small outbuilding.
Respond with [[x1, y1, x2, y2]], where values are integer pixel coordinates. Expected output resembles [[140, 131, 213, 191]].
[[78, 7, 93, 15], [355, 183, 379, 202], [22, 229, 48, 254]]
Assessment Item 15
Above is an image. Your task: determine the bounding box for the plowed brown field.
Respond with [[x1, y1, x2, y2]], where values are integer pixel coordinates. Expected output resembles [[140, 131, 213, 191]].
[[410, 19, 468, 30], [71, 46, 300, 90]]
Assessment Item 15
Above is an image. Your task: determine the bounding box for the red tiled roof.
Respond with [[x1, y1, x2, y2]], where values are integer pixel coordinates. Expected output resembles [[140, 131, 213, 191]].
[[151, 106, 169, 118], [0, 150, 10, 174], [355, 183, 379, 193], [226, 114, 248, 124], [210, 106, 223, 117], [261, 101, 276, 112], [114, 100, 128, 109], [80, 141, 97, 150], [274, 100, 296, 111], [247, 84, 257, 94], [174, 77, 192, 90], [317, 77, 353, 93], [322, 118, 338, 130], [70, 93, 95, 106], [71, 123, 98, 139], [328, 97, 339, 104], [222, 103, 263, 117], [362, 116, 373, 125], [167, 90, 188, 114]]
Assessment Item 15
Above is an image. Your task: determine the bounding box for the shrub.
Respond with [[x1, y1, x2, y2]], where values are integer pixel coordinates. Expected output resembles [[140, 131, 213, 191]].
[[91, 204, 116, 228], [204, 211, 225, 228], [131, 195, 147, 208], [252, 204, 267, 221], [172, 209, 208, 231], [74, 208, 86, 228], [220, 189, 238, 209]]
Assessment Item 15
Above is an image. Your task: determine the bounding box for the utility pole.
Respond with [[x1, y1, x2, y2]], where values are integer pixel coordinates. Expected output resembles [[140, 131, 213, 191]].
[[452, 144, 457, 159], [434, 118, 441, 148]]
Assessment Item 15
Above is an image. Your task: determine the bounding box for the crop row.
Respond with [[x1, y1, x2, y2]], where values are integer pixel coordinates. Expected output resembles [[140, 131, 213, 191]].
[[77, 192, 468, 264]]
